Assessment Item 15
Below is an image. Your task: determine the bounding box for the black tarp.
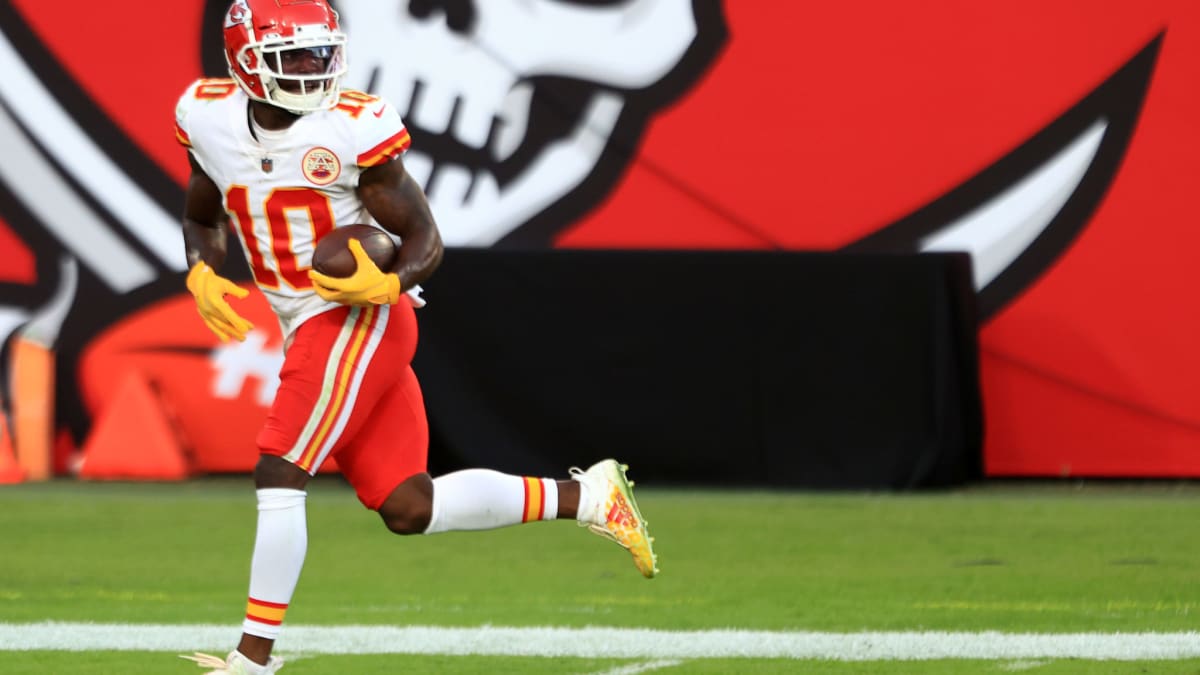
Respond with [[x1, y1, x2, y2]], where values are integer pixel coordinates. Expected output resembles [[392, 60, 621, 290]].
[[413, 249, 981, 489]]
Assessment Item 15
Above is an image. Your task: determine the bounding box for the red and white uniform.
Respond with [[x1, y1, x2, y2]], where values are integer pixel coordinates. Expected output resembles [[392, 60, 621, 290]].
[[175, 78, 428, 508], [174, 77, 417, 338]]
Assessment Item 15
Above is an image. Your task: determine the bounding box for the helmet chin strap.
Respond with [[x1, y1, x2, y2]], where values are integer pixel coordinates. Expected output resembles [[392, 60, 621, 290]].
[[265, 78, 337, 114]]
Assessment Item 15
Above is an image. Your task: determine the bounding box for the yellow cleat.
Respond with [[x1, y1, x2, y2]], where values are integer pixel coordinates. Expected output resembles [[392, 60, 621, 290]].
[[571, 459, 660, 578]]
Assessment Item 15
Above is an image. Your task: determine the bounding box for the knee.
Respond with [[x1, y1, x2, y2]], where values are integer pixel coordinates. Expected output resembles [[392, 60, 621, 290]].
[[254, 455, 309, 490], [378, 474, 433, 535], [381, 504, 430, 535]]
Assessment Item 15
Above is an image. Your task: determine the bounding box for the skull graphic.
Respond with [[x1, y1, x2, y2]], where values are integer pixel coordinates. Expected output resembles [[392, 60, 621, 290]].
[[334, 0, 727, 246]]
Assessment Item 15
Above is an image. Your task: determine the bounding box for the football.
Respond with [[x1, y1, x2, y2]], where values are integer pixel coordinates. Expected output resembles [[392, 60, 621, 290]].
[[311, 224, 397, 278]]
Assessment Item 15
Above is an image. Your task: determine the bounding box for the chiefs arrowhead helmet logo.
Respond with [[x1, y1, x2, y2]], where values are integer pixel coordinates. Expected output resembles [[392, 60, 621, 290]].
[[225, 0, 249, 28]]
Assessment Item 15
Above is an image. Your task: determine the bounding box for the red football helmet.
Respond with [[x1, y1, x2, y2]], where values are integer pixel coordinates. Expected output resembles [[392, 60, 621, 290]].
[[222, 0, 348, 113]]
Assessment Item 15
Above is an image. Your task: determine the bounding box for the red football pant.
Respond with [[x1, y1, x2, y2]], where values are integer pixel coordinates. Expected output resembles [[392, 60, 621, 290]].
[[257, 303, 428, 509]]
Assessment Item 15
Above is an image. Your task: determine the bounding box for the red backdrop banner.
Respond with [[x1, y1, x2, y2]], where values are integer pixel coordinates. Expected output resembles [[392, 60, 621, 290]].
[[0, 1, 1196, 476]]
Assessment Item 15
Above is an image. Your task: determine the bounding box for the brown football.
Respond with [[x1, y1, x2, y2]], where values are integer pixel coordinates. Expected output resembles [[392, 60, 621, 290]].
[[311, 224, 398, 278]]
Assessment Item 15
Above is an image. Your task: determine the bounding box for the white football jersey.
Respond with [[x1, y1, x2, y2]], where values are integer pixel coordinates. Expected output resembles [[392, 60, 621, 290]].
[[174, 78, 416, 338]]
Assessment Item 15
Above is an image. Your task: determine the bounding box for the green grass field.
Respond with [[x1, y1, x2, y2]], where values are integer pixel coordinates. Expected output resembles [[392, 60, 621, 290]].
[[2, 477, 1199, 673]]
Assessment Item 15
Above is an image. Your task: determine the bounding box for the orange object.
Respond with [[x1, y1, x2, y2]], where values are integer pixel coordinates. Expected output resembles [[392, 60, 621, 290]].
[[10, 337, 54, 481], [78, 371, 191, 481], [0, 413, 23, 484]]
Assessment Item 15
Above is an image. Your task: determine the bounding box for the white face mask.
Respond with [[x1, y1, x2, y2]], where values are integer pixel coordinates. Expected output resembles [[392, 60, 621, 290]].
[[233, 26, 349, 114]]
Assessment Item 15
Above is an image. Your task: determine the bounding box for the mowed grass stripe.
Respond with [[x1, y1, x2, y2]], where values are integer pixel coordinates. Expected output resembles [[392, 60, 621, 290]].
[[2, 623, 1199, 660]]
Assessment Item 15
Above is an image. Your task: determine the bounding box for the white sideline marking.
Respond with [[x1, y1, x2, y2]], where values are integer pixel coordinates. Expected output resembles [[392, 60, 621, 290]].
[[1, 623, 1199, 661], [583, 659, 684, 675], [1000, 661, 1050, 671]]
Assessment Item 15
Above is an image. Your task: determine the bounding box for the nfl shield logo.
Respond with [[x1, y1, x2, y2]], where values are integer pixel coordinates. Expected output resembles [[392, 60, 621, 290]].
[[261, 157, 273, 173]]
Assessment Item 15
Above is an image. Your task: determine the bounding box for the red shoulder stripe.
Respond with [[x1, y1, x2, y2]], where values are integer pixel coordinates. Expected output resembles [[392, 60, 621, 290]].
[[357, 129, 411, 167]]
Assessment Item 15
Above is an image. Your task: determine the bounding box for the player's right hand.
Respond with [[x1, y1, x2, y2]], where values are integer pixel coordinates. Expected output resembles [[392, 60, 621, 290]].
[[186, 262, 254, 342]]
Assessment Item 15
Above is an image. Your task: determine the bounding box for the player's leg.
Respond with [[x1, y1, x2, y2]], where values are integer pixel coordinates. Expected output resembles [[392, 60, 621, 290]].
[[338, 357, 657, 577], [187, 305, 388, 672], [328, 301, 581, 531], [230, 455, 309, 668], [376, 455, 657, 577], [374, 465, 583, 534], [185, 461, 303, 673], [333, 301, 658, 577], [334, 359, 582, 532]]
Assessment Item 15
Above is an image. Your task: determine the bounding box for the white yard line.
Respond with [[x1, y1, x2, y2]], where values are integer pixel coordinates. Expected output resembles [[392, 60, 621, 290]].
[[580, 659, 685, 675], [1, 623, 1199, 661]]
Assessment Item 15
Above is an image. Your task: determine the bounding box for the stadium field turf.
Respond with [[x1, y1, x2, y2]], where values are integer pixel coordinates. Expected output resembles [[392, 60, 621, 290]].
[[1, 477, 1198, 673]]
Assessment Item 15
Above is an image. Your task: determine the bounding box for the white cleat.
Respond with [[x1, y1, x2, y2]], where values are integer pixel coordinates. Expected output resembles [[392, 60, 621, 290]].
[[571, 459, 660, 578], [180, 651, 283, 674]]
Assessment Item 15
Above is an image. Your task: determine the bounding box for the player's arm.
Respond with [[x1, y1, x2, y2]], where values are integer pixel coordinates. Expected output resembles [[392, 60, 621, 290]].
[[183, 153, 229, 269], [308, 157, 443, 305], [182, 152, 253, 342], [357, 156, 444, 292]]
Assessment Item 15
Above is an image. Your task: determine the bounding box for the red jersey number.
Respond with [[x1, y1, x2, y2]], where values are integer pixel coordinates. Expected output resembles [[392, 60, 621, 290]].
[[225, 186, 336, 290]]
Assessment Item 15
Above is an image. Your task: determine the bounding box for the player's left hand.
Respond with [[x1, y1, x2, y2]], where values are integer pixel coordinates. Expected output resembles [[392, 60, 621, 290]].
[[308, 239, 400, 306]]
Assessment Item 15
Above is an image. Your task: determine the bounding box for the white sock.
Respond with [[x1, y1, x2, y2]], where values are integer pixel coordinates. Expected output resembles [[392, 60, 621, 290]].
[[424, 469, 558, 534], [576, 479, 594, 524], [243, 488, 307, 639]]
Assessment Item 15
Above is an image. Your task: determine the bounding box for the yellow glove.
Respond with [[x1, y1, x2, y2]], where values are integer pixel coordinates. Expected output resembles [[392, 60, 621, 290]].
[[186, 262, 254, 342], [307, 239, 401, 306]]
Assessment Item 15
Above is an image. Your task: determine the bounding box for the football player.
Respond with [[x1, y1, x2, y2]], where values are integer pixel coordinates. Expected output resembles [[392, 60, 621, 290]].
[[175, 1, 658, 672]]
